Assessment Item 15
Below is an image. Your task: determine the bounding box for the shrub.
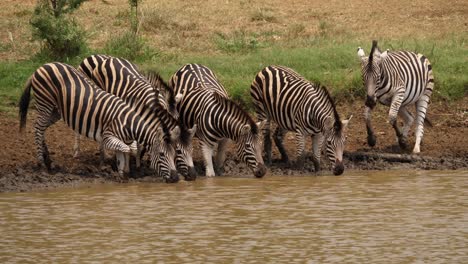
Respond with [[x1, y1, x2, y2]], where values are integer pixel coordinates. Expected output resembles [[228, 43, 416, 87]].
[[30, 0, 88, 60], [103, 31, 157, 61]]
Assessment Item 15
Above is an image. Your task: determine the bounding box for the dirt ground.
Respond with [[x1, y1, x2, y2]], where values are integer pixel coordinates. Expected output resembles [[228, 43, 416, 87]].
[[0, 98, 467, 192]]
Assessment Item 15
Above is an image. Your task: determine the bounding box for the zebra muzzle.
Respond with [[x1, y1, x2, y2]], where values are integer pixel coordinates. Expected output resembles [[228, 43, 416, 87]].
[[365, 96, 376, 109], [165, 170, 180, 183], [254, 163, 267, 178], [185, 166, 197, 181], [333, 161, 344, 176]]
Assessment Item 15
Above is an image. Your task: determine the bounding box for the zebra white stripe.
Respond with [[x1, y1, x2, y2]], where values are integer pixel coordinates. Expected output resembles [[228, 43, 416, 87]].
[[251, 65, 352, 176], [357, 40, 434, 153], [19, 62, 180, 182], [169, 63, 266, 178]]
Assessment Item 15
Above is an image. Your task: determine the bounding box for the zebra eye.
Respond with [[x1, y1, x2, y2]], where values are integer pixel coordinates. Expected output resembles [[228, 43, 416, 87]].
[[176, 149, 183, 155], [159, 152, 165, 158]]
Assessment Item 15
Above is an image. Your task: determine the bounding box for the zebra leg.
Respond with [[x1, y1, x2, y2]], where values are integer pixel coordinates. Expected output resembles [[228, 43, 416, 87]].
[[73, 133, 82, 158], [413, 96, 430, 154], [311, 133, 324, 174], [114, 151, 127, 181], [389, 91, 409, 150], [201, 142, 216, 177], [398, 106, 414, 139], [295, 132, 306, 169], [364, 106, 377, 147], [273, 127, 289, 164], [262, 120, 272, 166], [214, 138, 229, 176], [34, 109, 60, 170], [101, 134, 131, 180], [99, 143, 106, 168], [135, 144, 144, 170]]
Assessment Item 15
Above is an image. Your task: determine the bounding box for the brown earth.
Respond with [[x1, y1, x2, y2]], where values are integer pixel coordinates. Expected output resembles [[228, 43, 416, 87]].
[[1, 98, 467, 192]]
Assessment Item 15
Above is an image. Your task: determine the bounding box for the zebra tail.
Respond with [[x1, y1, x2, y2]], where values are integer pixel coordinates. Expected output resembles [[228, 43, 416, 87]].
[[19, 76, 32, 132]]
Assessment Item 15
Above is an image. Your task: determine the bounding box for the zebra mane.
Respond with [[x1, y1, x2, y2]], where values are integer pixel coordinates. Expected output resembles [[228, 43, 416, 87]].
[[212, 92, 258, 134], [147, 101, 173, 143], [178, 118, 193, 146], [144, 70, 176, 109], [317, 84, 342, 133], [367, 40, 379, 73]]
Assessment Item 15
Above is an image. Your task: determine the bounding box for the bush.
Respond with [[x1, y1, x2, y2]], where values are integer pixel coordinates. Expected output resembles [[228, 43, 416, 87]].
[[30, 0, 88, 60], [103, 31, 157, 61]]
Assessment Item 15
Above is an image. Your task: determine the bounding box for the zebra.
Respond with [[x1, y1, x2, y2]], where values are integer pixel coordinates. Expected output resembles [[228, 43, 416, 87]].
[[250, 65, 352, 176], [76, 55, 197, 180], [169, 63, 267, 178], [19, 62, 180, 182], [357, 40, 434, 153]]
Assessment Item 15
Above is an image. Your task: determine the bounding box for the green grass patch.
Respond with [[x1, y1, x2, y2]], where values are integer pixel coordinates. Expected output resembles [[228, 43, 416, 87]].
[[1, 37, 466, 113]]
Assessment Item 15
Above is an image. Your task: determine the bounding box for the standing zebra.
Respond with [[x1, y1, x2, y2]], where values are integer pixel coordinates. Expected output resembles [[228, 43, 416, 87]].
[[76, 55, 197, 180], [169, 63, 266, 178], [19, 62, 180, 182], [250, 65, 352, 176], [357, 40, 434, 153]]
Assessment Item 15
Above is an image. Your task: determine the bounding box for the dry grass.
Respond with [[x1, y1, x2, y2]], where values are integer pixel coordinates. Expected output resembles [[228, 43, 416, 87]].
[[1, 0, 467, 60]]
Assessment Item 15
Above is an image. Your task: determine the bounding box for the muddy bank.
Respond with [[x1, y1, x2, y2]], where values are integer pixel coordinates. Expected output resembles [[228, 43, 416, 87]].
[[1, 99, 467, 192], [1, 150, 467, 193]]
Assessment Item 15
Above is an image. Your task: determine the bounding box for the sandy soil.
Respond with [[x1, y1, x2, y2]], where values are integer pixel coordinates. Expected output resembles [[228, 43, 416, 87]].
[[0, 98, 467, 192]]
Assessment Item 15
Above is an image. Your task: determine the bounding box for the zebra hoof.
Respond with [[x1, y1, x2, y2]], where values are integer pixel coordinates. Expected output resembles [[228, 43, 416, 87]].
[[367, 134, 377, 147]]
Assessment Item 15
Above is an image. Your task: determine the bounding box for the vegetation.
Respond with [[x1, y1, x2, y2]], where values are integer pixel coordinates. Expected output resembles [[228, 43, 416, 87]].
[[30, 0, 88, 60], [0, 0, 466, 113]]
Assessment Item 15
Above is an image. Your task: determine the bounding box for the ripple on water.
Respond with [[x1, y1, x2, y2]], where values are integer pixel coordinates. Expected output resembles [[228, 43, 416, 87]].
[[0, 170, 467, 263]]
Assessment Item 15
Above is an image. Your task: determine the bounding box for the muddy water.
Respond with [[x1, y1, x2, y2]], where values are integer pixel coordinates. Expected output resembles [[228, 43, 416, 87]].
[[1, 171, 467, 263]]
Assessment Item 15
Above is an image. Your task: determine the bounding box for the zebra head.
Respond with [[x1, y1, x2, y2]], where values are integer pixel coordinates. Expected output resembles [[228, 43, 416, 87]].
[[175, 124, 197, 181], [149, 126, 180, 183], [236, 121, 267, 178], [324, 115, 352, 175], [358, 40, 383, 109]]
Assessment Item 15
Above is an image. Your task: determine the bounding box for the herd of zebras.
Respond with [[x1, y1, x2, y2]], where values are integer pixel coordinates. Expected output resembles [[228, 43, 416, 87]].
[[18, 40, 434, 182]]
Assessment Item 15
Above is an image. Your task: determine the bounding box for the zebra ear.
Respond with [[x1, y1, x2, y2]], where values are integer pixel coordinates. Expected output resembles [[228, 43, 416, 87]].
[[256, 120, 267, 130], [324, 116, 334, 130], [175, 93, 183, 103], [241, 124, 251, 135], [342, 115, 353, 129], [156, 127, 165, 141], [170, 126, 181, 142], [357, 47, 366, 59], [188, 124, 197, 137]]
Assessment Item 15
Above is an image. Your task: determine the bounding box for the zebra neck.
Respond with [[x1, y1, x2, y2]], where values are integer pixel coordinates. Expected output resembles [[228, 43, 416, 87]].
[[131, 109, 164, 148], [302, 96, 336, 134], [205, 105, 250, 141]]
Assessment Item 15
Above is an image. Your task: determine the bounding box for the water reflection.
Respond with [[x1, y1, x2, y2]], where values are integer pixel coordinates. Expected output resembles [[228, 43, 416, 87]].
[[0, 171, 467, 262]]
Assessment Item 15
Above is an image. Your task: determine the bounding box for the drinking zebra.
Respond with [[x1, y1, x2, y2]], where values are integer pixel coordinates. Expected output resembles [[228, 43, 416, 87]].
[[250, 65, 352, 176], [19, 62, 180, 182], [169, 63, 267, 178], [357, 40, 434, 153], [76, 55, 197, 180]]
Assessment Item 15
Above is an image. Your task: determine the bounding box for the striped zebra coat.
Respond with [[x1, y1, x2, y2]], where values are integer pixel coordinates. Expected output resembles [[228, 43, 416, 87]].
[[251, 65, 351, 175], [357, 40, 434, 153], [77, 55, 197, 180], [19, 62, 180, 182], [169, 63, 266, 178]]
